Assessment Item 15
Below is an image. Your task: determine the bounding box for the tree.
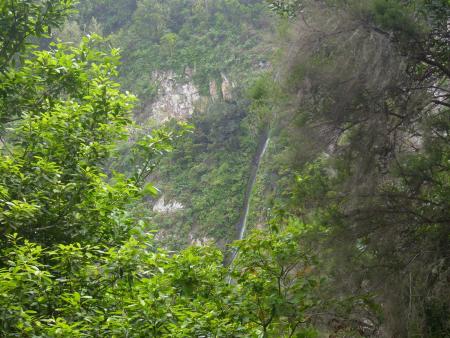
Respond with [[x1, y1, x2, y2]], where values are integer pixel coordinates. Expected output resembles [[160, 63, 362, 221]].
[[0, 0, 182, 247], [0, 36, 142, 245], [0, 234, 255, 336], [231, 218, 324, 337], [267, 0, 303, 18], [0, 0, 74, 72], [269, 0, 450, 335]]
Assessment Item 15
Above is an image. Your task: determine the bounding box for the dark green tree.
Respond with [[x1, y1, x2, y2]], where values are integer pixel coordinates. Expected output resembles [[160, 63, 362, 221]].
[[269, 0, 449, 335]]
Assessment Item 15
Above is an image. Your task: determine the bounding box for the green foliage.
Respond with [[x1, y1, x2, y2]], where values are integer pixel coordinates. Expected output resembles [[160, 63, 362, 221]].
[[74, 0, 271, 98], [0, 36, 145, 245], [370, 0, 418, 36], [232, 219, 323, 337], [151, 100, 258, 248], [76, 0, 137, 34], [269, 0, 450, 335], [247, 73, 283, 130], [111, 122, 193, 185], [7, 0, 441, 336], [268, 0, 303, 17], [0, 234, 245, 336], [0, 0, 339, 336], [0, 0, 74, 71], [0, 222, 330, 337]]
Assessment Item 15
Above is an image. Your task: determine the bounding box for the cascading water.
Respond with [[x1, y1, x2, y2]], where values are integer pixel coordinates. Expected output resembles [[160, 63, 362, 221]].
[[227, 132, 270, 278], [238, 135, 270, 241]]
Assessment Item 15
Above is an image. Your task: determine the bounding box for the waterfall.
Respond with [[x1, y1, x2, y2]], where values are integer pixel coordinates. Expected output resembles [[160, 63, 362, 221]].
[[227, 132, 270, 277], [237, 135, 270, 241]]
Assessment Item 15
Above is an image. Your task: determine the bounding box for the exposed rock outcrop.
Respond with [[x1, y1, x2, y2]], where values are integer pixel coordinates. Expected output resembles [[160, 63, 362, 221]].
[[221, 73, 233, 101], [209, 79, 219, 100], [209, 74, 234, 101], [143, 70, 235, 122], [146, 71, 200, 122], [153, 196, 184, 213]]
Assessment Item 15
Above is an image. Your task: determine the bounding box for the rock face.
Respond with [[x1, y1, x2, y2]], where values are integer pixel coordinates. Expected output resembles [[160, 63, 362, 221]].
[[221, 73, 233, 101], [209, 74, 234, 102], [144, 70, 234, 122], [209, 79, 219, 100], [147, 71, 200, 122], [153, 196, 184, 213]]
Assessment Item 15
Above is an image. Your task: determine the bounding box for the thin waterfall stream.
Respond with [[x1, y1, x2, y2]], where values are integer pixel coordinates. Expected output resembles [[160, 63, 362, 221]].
[[238, 135, 270, 241], [227, 131, 270, 276]]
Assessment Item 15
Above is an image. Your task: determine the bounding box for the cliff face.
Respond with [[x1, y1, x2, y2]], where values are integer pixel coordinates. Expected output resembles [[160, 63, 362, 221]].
[[143, 71, 201, 123], [143, 71, 235, 123]]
